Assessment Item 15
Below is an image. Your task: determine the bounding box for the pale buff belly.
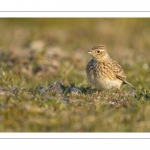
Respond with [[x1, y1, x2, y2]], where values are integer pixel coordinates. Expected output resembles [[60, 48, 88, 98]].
[[87, 73, 123, 90]]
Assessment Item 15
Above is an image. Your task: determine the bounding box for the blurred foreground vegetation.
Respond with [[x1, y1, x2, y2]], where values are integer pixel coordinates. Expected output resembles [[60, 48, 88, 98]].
[[0, 18, 150, 131]]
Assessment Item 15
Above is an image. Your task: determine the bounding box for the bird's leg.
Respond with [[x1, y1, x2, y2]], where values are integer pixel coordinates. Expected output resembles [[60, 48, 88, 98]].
[[116, 87, 122, 98], [95, 90, 101, 95], [117, 88, 120, 93]]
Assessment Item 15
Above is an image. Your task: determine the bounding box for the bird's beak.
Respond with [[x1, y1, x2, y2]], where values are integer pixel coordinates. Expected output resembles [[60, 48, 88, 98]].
[[87, 50, 92, 54]]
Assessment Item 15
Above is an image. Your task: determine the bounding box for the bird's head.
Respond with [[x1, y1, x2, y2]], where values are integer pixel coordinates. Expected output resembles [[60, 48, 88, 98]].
[[87, 45, 109, 62]]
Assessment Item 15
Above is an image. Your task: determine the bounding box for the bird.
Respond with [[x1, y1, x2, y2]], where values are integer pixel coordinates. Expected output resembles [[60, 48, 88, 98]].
[[86, 45, 134, 91]]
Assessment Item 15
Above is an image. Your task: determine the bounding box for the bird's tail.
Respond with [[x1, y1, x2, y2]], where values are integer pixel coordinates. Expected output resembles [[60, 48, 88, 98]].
[[124, 80, 134, 88]]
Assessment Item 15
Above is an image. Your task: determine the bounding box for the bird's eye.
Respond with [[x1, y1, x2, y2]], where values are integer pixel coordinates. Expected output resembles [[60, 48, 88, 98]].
[[97, 50, 101, 54]]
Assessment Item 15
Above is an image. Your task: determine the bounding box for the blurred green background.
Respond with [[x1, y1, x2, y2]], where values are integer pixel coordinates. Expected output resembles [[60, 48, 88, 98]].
[[0, 18, 150, 131]]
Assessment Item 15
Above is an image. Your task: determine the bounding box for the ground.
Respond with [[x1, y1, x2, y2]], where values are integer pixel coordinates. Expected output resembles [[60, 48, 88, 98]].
[[0, 18, 150, 131]]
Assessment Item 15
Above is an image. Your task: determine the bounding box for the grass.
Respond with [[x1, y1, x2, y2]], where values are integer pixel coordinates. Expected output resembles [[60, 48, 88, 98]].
[[0, 18, 150, 131]]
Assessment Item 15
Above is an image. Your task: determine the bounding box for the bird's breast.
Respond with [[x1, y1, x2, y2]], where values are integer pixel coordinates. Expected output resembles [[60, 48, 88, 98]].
[[86, 60, 123, 90]]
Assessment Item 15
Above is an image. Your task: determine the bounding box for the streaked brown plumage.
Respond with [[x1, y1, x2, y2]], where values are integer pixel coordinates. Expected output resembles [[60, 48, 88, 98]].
[[86, 45, 134, 90]]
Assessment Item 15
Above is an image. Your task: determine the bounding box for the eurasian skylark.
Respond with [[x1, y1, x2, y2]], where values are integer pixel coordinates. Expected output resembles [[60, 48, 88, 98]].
[[86, 45, 134, 91]]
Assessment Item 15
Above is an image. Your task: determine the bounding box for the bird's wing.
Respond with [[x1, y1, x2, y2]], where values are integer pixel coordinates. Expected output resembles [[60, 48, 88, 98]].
[[112, 60, 126, 81], [111, 60, 134, 88]]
